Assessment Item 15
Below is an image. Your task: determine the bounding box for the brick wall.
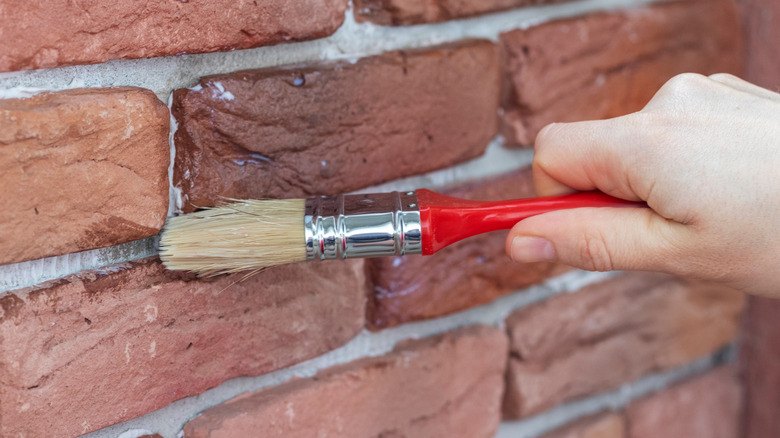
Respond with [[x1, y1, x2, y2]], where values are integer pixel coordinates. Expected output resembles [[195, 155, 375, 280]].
[[0, 0, 757, 437], [737, 1, 780, 436]]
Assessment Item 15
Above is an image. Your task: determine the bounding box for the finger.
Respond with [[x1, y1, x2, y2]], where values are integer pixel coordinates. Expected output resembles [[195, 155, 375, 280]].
[[505, 206, 688, 273], [709, 73, 780, 101], [532, 118, 644, 201]]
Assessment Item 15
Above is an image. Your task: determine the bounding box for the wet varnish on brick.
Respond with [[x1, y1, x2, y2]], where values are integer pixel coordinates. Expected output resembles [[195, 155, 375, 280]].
[[367, 168, 568, 329], [172, 40, 500, 211]]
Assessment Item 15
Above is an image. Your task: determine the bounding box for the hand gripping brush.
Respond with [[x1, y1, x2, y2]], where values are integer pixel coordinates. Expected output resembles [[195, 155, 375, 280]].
[[159, 190, 643, 276]]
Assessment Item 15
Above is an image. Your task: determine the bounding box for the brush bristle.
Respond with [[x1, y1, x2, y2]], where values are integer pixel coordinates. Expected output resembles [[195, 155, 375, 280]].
[[159, 199, 307, 276]]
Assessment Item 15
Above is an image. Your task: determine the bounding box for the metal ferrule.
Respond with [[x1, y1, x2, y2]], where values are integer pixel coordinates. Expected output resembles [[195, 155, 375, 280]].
[[304, 191, 422, 260]]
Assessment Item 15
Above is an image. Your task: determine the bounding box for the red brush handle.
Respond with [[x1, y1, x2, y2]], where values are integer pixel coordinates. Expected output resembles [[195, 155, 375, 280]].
[[416, 189, 646, 255]]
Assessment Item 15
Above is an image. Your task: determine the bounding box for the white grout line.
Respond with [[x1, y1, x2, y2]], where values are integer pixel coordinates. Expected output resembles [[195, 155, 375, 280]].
[[79, 269, 618, 438], [166, 93, 182, 217], [0, 0, 661, 101], [494, 345, 736, 438], [354, 137, 534, 194], [0, 237, 158, 294]]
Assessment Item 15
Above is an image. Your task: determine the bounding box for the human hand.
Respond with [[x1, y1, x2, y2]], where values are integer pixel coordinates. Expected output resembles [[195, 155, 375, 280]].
[[506, 73, 780, 297]]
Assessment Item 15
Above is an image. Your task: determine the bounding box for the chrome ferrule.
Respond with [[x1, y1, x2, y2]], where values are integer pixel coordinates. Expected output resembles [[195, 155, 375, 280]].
[[304, 191, 423, 260]]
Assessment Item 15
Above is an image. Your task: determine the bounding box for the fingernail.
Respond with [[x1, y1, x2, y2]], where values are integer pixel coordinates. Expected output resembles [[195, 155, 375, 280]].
[[511, 236, 556, 263]]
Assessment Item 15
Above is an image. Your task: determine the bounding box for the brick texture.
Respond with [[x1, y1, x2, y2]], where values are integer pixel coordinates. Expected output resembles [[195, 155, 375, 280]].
[[184, 325, 507, 437], [503, 273, 744, 419], [354, 0, 569, 25], [500, 0, 742, 147], [737, 0, 780, 90], [367, 168, 568, 329], [0, 259, 365, 437], [626, 367, 742, 438], [541, 413, 625, 438], [0, 0, 347, 73], [172, 40, 500, 211], [0, 88, 169, 265], [741, 297, 780, 438], [734, 2, 779, 437]]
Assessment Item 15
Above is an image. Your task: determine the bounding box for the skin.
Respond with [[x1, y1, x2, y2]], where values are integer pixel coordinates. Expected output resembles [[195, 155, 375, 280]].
[[506, 73, 780, 297]]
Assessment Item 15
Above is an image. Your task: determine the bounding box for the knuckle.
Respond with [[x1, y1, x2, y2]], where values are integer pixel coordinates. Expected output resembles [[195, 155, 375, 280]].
[[535, 123, 562, 148], [658, 73, 710, 98], [578, 232, 615, 272], [708, 72, 735, 81]]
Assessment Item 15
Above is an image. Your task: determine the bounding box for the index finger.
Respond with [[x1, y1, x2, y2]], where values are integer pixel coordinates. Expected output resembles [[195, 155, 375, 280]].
[[532, 115, 645, 201]]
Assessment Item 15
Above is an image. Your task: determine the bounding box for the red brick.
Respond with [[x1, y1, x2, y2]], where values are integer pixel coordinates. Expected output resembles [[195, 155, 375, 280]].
[[354, 0, 569, 25], [735, 2, 780, 436], [500, 0, 742, 147], [367, 168, 568, 329], [172, 40, 500, 211], [183, 325, 508, 438], [627, 367, 742, 438], [503, 273, 744, 419], [541, 413, 625, 438], [740, 296, 780, 438], [0, 0, 347, 73], [0, 259, 365, 437], [0, 88, 169, 265], [737, 0, 780, 90]]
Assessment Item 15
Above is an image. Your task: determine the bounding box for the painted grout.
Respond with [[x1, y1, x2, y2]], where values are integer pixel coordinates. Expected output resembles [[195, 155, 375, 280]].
[[0, 237, 158, 295], [166, 93, 182, 217], [80, 269, 618, 438]]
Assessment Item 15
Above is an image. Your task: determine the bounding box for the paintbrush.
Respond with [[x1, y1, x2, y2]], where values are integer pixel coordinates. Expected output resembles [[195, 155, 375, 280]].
[[159, 189, 643, 276]]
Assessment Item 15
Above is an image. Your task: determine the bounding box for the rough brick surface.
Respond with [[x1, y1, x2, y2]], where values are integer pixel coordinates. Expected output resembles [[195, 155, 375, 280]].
[[542, 413, 625, 438], [500, 0, 742, 146], [367, 168, 568, 329], [0, 259, 365, 437], [354, 0, 568, 25], [734, 2, 779, 436], [0, 88, 169, 265], [627, 367, 742, 438], [738, 0, 780, 90], [172, 40, 500, 211], [741, 296, 780, 438], [503, 273, 744, 419], [184, 325, 508, 438], [0, 0, 347, 73]]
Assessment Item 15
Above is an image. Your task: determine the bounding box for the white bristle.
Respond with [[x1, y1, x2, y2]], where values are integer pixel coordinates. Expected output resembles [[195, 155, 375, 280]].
[[159, 199, 307, 276]]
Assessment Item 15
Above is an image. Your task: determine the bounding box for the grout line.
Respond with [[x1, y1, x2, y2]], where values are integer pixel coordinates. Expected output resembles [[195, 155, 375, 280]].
[[79, 269, 619, 438], [354, 137, 534, 194], [493, 344, 736, 438], [0, 0, 663, 101], [0, 237, 158, 295], [166, 93, 182, 217]]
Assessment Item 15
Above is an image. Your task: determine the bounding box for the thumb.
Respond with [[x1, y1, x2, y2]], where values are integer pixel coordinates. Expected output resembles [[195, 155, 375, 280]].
[[506, 207, 686, 272]]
